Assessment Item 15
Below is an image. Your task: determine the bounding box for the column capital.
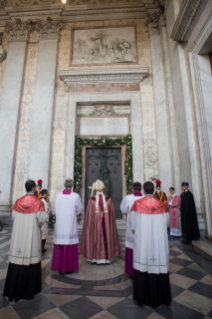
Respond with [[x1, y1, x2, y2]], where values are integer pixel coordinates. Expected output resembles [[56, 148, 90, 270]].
[[0, 48, 6, 63], [36, 17, 63, 40], [5, 18, 32, 42], [144, 11, 161, 36]]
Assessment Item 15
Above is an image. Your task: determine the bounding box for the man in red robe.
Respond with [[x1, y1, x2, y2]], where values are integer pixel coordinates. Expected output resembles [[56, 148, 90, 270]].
[[3, 180, 47, 302], [167, 187, 181, 238], [80, 179, 120, 264]]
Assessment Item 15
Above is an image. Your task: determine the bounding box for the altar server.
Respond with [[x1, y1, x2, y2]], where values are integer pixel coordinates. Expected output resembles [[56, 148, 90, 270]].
[[3, 180, 47, 302], [167, 187, 181, 238], [130, 181, 171, 308], [154, 180, 167, 203], [40, 189, 51, 252], [180, 182, 200, 244], [80, 179, 120, 264], [120, 182, 143, 276], [51, 179, 82, 274]]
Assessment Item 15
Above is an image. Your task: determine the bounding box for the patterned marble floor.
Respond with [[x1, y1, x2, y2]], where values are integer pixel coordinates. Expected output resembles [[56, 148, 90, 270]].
[[1, 227, 212, 319]]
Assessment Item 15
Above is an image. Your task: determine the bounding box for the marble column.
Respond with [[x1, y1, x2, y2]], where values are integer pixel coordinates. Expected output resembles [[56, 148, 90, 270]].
[[0, 19, 31, 222], [159, 14, 181, 195], [189, 53, 212, 235], [166, 0, 205, 235], [28, 17, 62, 189], [145, 14, 172, 195]]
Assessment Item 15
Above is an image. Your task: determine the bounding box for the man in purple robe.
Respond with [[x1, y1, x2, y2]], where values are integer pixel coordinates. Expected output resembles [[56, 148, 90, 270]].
[[120, 182, 143, 276]]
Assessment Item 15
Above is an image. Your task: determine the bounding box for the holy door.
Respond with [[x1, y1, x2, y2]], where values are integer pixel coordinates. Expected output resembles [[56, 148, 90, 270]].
[[85, 148, 123, 218]]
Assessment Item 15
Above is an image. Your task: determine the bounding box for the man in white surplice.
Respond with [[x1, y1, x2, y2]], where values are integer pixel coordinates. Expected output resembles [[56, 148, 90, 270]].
[[3, 180, 47, 302], [120, 181, 143, 277], [129, 181, 171, 308], [51, 178, 83, 274]]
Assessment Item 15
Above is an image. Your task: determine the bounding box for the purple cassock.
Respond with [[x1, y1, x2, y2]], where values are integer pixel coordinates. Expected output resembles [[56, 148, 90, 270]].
[[120, 191, 143, 277], [51, 188, 81, 274]]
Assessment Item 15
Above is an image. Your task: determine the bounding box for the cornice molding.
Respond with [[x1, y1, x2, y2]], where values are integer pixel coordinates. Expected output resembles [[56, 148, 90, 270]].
[[170, 0, 208, 41], [36, 16, 63, 39], [5, 18, 31, 41], [59, 67, 149, 85]]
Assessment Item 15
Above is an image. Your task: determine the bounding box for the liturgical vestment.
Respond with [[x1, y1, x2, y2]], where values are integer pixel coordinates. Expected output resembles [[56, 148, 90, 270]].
[[167, 194, 181, 237], [130, 195, 171, 307], [3, 194, 47, 302], [120, 191, 143, 276], [81, 192, 120, 264], [51, 189, 83, 273]]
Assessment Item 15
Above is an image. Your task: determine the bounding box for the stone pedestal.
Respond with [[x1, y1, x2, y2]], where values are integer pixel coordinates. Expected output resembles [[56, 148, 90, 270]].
[[0, 19, 31, 223]]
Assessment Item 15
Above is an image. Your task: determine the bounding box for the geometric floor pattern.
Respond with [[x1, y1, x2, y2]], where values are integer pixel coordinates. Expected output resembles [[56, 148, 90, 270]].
[[1, 227, 212, 318]]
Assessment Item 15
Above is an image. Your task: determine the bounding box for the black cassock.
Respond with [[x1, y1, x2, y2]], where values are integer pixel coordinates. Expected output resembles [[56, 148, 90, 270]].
[[180, 190, 200, 239]]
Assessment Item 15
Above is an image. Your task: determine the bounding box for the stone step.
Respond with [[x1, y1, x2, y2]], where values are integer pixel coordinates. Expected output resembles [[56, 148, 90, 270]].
[[192, 239, 212, 262]]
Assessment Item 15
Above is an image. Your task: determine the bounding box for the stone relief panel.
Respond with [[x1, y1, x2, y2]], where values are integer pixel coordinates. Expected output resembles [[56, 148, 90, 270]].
[[12, 30, 39, 203], [71, 26, 137, 66]]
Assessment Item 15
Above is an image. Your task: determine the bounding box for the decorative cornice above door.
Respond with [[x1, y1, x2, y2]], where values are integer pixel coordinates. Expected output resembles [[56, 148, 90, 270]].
[[59, 67, 149, 85]]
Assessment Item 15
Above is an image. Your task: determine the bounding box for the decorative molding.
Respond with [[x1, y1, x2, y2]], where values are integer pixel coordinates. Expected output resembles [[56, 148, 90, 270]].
[[170, 0, 208, 41], [5, 18, 31, 42], [59, 67, 149, 85], [0, 0, 7, 8], [144, 11, 161, 36], [190, 9, 212, 54], [36, 16, 63, 39], [0, 48, 6, 63]]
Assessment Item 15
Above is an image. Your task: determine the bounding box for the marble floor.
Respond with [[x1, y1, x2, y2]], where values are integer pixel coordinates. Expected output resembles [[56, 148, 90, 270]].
[[1, 228, 212, 319]]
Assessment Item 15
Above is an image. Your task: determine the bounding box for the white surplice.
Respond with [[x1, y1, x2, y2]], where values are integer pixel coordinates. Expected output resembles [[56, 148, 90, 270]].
[[120, 194, 143, 249], [41, 198, 51, 240], [53, 192, 83, 245], [9, 209, 47, 266], [130, 196, 169, 274]]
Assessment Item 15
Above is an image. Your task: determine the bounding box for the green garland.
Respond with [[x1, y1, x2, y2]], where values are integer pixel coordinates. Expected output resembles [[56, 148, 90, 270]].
[[74, 135, 133, 195]]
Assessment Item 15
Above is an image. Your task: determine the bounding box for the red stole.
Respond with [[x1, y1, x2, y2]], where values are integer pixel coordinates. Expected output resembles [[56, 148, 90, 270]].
[[13, 195, 45, 214], [131, 196, 167, 215]]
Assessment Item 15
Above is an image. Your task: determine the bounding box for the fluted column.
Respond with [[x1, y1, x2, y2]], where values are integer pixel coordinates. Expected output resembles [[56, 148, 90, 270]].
[[28, 17, 62, 189], [145, 12, 172, 195], [0, 19, 31, 222]]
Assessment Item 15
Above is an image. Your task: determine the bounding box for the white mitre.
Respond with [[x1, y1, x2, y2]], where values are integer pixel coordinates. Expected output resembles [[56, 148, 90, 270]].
[[88, 179, 108, 214]]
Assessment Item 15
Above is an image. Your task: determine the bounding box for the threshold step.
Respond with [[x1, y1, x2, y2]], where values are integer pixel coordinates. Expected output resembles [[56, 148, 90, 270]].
[[192, 239, 212, 262]]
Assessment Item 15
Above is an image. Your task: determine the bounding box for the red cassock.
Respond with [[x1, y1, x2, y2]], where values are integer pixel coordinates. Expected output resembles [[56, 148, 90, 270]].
[[168, 195, 181, 229], [80, 196, 120, 261]]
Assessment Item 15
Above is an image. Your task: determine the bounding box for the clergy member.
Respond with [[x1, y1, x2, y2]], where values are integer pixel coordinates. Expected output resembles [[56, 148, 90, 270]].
[[167, 187, 181, 238], [154, 180, 167, 203], [40, 189, 51, 253], [51, 179, 82, 274], [120, 181, 143, 276], [180, 182, 200, 244], [3, 180, 47, 302], [130, 181, 171, 308], [80, 179, 120, 264]]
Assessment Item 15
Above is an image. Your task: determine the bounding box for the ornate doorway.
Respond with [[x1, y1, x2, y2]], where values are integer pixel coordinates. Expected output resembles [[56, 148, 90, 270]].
[[85, 148, 123, 218]]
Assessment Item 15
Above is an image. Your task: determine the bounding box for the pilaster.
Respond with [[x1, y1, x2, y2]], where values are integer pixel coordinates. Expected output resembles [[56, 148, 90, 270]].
[[0, 18, 31, 223], [145, 12, 172, 196], [28, 17, 62, 189]]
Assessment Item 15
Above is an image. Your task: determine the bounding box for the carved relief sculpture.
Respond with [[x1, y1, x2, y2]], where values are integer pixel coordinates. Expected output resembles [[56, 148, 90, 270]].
[[36, 16, 63, 39], [71, 26, 137, 65], [0, 49, 7, 63], [5, 18, 31, 41]]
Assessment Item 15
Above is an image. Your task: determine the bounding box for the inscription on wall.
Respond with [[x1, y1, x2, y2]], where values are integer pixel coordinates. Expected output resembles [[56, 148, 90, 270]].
[[79, 116, 129, 136]]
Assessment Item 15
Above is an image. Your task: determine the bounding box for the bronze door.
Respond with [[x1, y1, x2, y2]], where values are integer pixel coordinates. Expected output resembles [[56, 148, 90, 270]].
[[85, 148, 123, 218]]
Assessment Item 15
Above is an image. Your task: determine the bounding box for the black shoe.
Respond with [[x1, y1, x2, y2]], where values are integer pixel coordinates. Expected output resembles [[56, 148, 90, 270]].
[[59, 271, 63, 275], [43, 249, 46, 253], [182, 240, 191, 245]]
